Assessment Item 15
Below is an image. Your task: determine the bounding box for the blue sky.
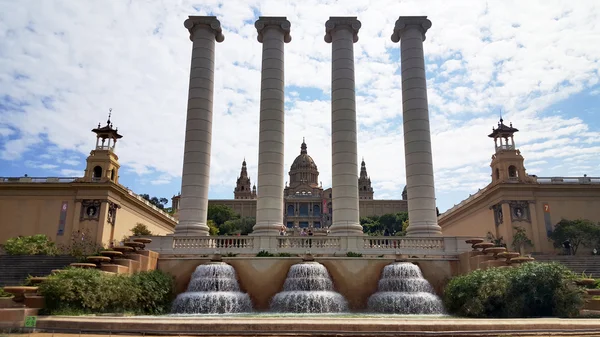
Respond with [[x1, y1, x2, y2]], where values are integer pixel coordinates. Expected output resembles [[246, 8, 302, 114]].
[[1, 0, 599, 213]]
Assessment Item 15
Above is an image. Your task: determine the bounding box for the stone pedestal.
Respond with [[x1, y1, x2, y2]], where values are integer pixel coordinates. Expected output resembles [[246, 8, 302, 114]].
[[324, 17, 363, 236], [391, 16, 442, 237], [176, 16, 224, 236], [253, 17, 291, 236]]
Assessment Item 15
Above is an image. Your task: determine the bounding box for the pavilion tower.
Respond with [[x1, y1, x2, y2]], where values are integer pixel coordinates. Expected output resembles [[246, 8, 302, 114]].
[[83, 110, 122, 183], [234, 159, 257, 199], [488, 118, 530, 184], [358, 159, 373, 200]]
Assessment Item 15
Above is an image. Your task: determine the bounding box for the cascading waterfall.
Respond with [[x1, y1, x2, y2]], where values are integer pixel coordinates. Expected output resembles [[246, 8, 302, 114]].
[[367, 262, 444, 314], [270, 262, 348, 313], [171, 262, 252, 314]]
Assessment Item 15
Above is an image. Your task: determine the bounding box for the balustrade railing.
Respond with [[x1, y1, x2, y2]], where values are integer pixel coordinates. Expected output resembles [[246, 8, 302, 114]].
[[277, 237, 340, 250], [363, 237, 445, 253], [173, 237, 255, 250], [144, 235, 471, 256]]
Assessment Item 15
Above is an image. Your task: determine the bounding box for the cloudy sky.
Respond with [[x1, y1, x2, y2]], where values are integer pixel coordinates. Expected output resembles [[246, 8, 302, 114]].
[[1, 0, 599, 212]]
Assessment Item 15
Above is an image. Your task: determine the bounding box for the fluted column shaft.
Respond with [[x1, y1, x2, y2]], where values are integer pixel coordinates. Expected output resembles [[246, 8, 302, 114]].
[[252, 17, 291, 236], [176, 16, 224, 236], [325, 17, 363, 236], [391, 16, 442, 236]]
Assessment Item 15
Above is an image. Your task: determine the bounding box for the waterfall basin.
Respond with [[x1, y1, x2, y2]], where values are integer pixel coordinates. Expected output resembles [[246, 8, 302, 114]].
[[270, 262, 348, 313], [171, 262, 252, 314], [367, 262, 445, 315]]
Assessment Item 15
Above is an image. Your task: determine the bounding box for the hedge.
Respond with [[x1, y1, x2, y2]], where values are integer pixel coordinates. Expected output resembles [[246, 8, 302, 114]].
[[443, 262, 585, 318], [38, 268, 174, 315]]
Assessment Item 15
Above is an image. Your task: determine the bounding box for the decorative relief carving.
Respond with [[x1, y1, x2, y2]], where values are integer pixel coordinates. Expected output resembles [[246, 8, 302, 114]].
[[324, 17, 361, 43], [107, 201, 121, 225], [508, 200, 531, 223], [184, 16, 224, 42], [491, 204, 503, 227], [255, 17, 292, 43], [80, 199, 102, 221], [391, 16, 432, 42]]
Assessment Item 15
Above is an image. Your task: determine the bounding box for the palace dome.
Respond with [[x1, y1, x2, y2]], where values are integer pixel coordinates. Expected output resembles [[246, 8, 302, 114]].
[[289, 139, 319, 186], [290, 140, 318, 171]]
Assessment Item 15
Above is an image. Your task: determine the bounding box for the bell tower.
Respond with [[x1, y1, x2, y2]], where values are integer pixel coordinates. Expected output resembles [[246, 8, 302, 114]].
[[234, 159, 256, 199], [358, 158, 374, 199], [83, 109, 122, 183], [488, 118, 531, 184]]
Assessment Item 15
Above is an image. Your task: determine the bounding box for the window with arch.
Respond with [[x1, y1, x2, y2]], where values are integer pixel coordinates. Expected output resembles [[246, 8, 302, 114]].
[[93, 166, 102, 179], [299, 204, 309, 216], [287, 204, 294, 215], [508, 165, 518, 178], [313, 205, 321, 216], [110, 168, 116, 181], [495, 168, 500, 180]]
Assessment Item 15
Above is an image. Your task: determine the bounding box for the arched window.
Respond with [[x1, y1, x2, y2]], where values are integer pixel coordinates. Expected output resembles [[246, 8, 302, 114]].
[[313, 205, 321, 216], [241, 186, 244, 191], [287, 204, 294, 215], [110, 169, 115, 181], [495, 168, 500, 180], [93, 166, 102, 179], [508, 165, 518, 178]]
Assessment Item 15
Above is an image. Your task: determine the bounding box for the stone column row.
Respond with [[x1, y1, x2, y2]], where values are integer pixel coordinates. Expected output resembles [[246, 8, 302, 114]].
[[175, 15, 442, 238]]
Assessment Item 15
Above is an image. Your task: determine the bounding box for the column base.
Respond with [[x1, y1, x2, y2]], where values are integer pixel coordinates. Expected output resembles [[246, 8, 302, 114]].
[[174, 222, 209, 236], [328, 222, 364, 236], [405, 221, 442, 237], [251, 222, 283, 236]]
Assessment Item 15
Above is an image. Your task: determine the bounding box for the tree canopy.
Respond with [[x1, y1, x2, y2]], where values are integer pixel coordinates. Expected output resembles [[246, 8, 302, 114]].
[[361, 212, 409, 236], [139, 194, 169, 210], [207, 204, 254, 235], [548, 219, 600, 254]]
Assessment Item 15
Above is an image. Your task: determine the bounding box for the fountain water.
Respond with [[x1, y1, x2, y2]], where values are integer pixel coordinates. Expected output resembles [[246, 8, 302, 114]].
[[367, 262, 444, 314], [171, 262, 252, 314], [270, 262, 348, 313]]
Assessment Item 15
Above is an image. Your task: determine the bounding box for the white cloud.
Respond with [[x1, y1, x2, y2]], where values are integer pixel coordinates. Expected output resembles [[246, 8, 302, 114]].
[[1, 0, 599, 211]]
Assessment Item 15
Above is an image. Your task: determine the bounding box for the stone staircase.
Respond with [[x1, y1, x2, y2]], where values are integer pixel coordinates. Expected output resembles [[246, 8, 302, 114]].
[[533, 255, 600, 278], [0, 255, 77, 286]]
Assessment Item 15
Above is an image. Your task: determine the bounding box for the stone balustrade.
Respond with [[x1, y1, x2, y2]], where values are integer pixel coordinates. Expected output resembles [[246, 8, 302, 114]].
[[145, 235, 471, 256]]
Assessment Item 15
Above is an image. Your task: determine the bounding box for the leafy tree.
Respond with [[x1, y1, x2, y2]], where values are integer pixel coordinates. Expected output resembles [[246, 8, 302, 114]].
[[511, 226, 533, 253], [361, 212, 409, 236], [207, 220, 219, 236], [131, 223, 152, 236], [220, 217, 255, 235], [548, 219, 600, 255], [139, 194, 169, 210], [207, 204, 239, 226]]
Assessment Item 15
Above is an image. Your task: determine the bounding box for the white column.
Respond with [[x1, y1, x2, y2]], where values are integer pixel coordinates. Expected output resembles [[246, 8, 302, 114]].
[[252, 17, 291, 236], [391, 16, 442, 236], [175, 16, 224, 236], [324, 17, 363, 236]]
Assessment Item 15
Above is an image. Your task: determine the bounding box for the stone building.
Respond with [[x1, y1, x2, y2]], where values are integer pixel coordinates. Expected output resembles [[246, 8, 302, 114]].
[[173, 139, 409, 233], [0, 114, 177, 246], [438, 118, 600, 254]]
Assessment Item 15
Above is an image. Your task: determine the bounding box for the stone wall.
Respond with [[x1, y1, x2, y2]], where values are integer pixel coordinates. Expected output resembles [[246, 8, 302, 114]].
[[0, 255, 77, 286], [158, 257, 458, 311]]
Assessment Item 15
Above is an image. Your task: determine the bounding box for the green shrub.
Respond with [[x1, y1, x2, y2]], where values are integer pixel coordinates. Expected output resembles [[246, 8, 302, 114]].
[[0, 288, 14, 298], [276, 252, 294, 257], [256, 250, 274, 257], [4, 235, 58, 256], [38, 268, 174, 315], [444, 262, 584, 318], [346, 252, 363, 257]]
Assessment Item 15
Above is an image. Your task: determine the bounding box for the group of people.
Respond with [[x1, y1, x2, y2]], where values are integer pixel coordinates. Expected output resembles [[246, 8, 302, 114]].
[[279, 226, 314, 237]]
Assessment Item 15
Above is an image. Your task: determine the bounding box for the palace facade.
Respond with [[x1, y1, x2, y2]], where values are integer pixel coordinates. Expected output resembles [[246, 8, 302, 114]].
[[172, 140, 408, 233], [438, 118, 600, 254]]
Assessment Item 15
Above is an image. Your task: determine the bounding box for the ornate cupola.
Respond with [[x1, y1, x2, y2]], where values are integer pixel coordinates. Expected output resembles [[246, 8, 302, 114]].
[[83, 109, 122, 183], [358, 158, 374, 199], [488, 117, 532, 184], [234, 159, 256, 199], [288, 138, 319, 188]]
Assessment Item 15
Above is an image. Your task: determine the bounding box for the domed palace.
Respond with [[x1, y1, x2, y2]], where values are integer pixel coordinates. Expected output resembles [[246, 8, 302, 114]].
[[172, 140, 408, 235]]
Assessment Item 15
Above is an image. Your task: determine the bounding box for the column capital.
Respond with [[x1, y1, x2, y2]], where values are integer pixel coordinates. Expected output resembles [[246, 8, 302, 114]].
[[255, 16, 292, 43], [184, 16, 225, 43], [391, 16, 432, 43], [324, 16, 361, 43]]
